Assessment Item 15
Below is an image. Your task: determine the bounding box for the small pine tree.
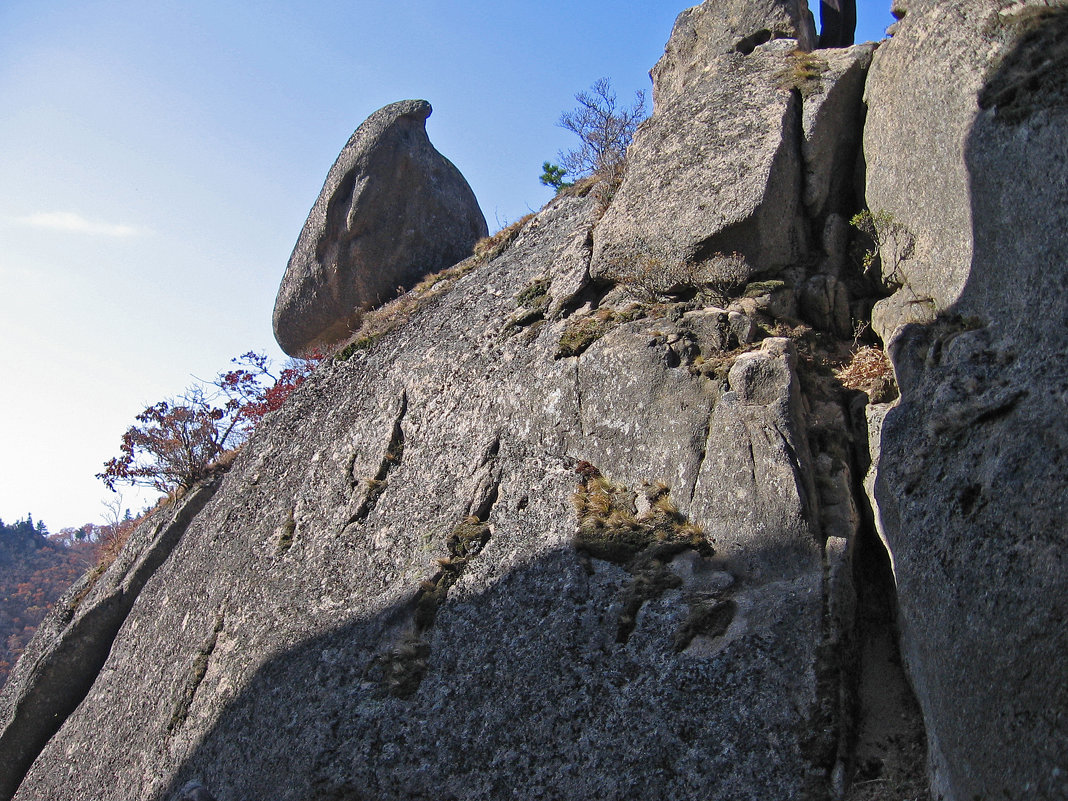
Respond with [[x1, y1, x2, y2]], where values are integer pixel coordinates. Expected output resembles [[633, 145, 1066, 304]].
[[539, 162, 573, 193]]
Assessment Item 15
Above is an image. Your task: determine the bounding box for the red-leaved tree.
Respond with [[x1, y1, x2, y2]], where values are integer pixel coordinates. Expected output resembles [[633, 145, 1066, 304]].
[[215, 350, 322, 434], [98, 351, 322, 495], [96, 388, 238, 493]]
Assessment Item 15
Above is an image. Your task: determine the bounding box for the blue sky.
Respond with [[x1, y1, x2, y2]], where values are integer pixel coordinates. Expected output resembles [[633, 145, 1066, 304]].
[[0, 1, 894, 532]]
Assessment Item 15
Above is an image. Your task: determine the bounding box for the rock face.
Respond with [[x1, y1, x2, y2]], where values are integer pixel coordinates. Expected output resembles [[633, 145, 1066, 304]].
[[863, 3, 1068, 799], [1, 4, 881, 800], [0, 485, 217, 801], [590, 0, 872, 296], [860, 0, 1061, 340], [1, 2, 1064, 800], [591, 39, 809, 284], [272, 99, 488, 356], [3, 190, 853, 801], [651, 0, 816, 107]]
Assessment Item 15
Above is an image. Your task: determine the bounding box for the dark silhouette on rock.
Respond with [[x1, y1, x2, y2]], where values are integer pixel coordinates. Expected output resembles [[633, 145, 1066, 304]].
[[864, 5, 1068, 798], [171, 781, 215, 801], [272, 99, 487, 356], [818, 0, 856, 48]]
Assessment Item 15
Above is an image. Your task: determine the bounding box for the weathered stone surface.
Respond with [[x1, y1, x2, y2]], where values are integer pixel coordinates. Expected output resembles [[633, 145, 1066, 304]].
[[12, 3, 1064, 800], [798, 43, 875, 223], [861, 0, 1034, 341], [866, 4, 1068, 799], [172, 781, 215, 801], [592, 20, 873, 297], [272, 99, 487, 356], [800, 273, 851, 336], [693, 338, 819, 580], [8, 187, 851, 801], [651, 0, 816, 107], [0, 485, 216, 801], [592, 40, 808, 286]]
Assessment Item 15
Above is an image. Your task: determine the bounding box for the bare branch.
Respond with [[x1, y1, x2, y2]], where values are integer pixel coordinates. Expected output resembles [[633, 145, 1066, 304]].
[[556, 78, 647, 180]]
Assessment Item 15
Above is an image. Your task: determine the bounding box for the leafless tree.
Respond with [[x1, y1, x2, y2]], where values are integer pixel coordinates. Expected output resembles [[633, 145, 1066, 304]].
[[557, 78, 647, 180]]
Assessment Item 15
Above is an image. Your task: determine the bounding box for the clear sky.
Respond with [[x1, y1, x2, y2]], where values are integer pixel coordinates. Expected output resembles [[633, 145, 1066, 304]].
[[0, 0, 894, 533]]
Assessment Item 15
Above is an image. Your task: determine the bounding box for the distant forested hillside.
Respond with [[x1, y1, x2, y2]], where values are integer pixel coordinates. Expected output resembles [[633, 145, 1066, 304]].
[[0, 517, 98, 685]]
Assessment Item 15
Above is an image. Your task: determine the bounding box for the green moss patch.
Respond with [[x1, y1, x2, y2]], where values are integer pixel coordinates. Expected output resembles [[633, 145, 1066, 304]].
[[378, 516, 492, 698], [743, 280, 788, 298], [516, 277, 551, 310], [556, 304, 646, 358]]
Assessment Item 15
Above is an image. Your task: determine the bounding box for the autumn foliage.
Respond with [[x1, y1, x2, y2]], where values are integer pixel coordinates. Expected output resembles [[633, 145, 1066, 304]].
[[98, 351, 322, 495], [4, 349, 321, 685], [215, 350, 323, 433], [97, 392, 236, 493]]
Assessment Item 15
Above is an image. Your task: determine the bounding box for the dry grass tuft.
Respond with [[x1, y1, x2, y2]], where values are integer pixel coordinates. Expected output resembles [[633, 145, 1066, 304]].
[[473, 214, 535, 261], [777, 49, 829, 97], [334, 257, 484, 361], [335, 215, 543, 361], [835, 346, 898, 402], [205, 445, 242, 477], [556, 174, 600, 199], [556, 304, 646, 358], [571, 467, 710, 564]]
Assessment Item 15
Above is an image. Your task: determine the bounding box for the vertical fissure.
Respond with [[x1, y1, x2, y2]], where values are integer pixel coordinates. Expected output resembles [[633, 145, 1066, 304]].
[[839, 443, 929, 799], [352, 389, 408, 522], [371, 475, 501, 699]]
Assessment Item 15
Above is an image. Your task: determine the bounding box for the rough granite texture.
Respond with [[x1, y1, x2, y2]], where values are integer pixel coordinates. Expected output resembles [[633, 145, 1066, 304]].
[[8, 194, 845, 801], [650, 0, 816, 108], [3, 2, 1065, 800], [591, 40, 808, 284], [865, 2, 1068, 799], [592, 35, 872, 294], [272, 99, 488, 356], [862, 0, 1013, 340], [0, 485, 217, 801], [798, 44, 875, 223], [0, 4, 878, 799]]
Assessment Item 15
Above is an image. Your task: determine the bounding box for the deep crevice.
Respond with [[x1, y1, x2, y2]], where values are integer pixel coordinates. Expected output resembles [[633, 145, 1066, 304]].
[[371, 477, 500, 699], [835, 395, 929, 799], [842, 518, 929, 799], [351, 390, 408, 523]]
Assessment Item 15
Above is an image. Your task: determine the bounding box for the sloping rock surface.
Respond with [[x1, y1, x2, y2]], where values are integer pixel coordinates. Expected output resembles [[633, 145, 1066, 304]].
[[0, 485, 217, 800], [8, 189, 851, 801], [272, 99, 488, 356], [5, 2, 1065, 800], [865, 3, 1068, 799]]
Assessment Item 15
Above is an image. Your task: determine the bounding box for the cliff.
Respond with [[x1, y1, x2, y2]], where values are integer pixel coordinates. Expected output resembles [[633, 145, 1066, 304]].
[[1, 1, 1064, 800]]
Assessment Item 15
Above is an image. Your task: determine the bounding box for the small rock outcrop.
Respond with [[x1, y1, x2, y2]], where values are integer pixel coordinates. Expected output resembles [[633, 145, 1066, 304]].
[[651, 0, 816, 106], [272, 99, 488, 356], [591, 39, 810, 284]]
